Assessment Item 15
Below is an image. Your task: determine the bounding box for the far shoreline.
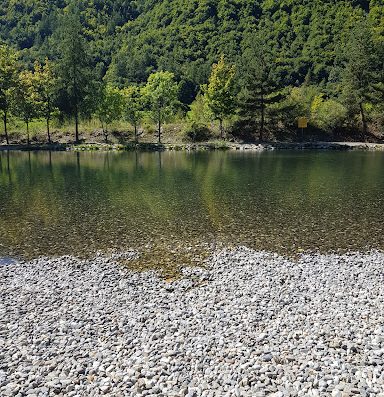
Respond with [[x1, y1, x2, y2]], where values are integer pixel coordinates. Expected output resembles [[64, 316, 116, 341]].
[[1, 141, 384, 152]]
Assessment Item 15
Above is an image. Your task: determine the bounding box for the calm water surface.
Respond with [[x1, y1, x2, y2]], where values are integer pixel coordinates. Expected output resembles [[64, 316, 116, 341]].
[[1, 150, 383, 270]]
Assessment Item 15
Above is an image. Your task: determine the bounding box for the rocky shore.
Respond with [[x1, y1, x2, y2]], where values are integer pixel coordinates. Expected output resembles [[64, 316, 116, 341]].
[[1, 247, 383, 396], [0, 141, 384, 152]]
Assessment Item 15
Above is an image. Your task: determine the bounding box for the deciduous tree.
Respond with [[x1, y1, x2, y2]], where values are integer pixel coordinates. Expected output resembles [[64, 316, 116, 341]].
[[0, 45, 19, 144], [12, 70, 39, 145], [143, 71, 179, 143], [202, 55, 236, 139], [33, 59, 57, 143], [96, 84, 124, 143], [122, 86, 144, 142]]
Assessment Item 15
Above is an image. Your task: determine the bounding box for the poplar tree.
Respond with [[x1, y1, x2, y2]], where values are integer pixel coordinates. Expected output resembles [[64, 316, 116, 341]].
[[202, 55, 236, 139]]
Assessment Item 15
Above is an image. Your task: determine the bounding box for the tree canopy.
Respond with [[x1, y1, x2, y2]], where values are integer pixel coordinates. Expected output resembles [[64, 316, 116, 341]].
[[0, 0, 383, 143], [202, 55, 236, 138], [142, 71, 180, 143], [1, 0, 382, 93]]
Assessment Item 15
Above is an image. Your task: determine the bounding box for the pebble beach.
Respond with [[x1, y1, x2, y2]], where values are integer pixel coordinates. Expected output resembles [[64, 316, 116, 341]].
[[1, 247, 384, 396]]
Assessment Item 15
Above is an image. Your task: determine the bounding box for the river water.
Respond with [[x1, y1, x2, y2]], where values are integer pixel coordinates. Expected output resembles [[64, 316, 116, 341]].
[[1, 150, 383, 271]]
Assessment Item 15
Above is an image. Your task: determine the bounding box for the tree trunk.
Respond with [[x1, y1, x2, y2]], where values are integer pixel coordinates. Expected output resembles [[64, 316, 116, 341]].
[[26, 121, 30, 146], [158, 109, 161, 144], [219, 119, 224, 139], [46, 117, 51, 144], [360, 102, 367, 142], [260, 93, 265, 142], [75, 111, 79, 143], [3, 111, 9, 145], [104, 126, 108, 143], [134, 124, 138, 142]]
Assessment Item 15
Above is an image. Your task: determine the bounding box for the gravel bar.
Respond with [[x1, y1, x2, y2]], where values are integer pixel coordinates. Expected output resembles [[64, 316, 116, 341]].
[[1, 247, 384, 397]]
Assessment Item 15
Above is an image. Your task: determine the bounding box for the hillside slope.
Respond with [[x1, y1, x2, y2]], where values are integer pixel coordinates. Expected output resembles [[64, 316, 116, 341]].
[[1, 0, 382, 89]]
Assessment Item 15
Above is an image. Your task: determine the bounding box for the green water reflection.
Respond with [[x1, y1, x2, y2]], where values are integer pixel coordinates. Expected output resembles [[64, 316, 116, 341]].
[[1, 150, 383, 269]]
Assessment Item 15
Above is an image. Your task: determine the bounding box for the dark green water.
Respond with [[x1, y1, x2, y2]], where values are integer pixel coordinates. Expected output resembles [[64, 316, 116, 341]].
[[1, 150, 383, 270]]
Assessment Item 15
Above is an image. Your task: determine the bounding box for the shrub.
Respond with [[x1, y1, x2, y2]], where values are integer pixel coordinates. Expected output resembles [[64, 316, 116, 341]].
[[288, 85, 319, 119], [186, 93, 211, 126], [183, 123, 212, 142], [311, 98, 347, 132], [142, 122, 156, 136], [229, 119, 258, 142]]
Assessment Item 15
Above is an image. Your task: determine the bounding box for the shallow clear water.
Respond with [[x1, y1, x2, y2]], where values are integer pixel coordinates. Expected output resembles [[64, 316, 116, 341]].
[[1, 150, 383, 270]]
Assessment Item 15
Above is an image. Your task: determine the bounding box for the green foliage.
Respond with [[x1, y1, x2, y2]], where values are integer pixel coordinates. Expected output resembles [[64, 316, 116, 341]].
[[55, 5, 97, 142], [0, 44, 19, 143], [33, 59, 58, 142], [142, 71, 179, 143], [311, 97, 348, 133], [1, 0, 382, 93], [341, 19, 382, 139], [202, 55, 236, 138], [96, 84, 124, 142], [289, 85, 320, 120], [122, 86, 144, 141], [187, 93, 211, 126], [0, 0, 383, 142], [229, 119, 257, 142], [11, 69, 40, 144], [238, 27, 284, 140], [183, 123, 212, 143]]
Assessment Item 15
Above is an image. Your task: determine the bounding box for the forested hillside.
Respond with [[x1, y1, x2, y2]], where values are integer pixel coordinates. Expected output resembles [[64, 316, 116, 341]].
[[0, 0, 383, 143], [1, 1, 381, 85]]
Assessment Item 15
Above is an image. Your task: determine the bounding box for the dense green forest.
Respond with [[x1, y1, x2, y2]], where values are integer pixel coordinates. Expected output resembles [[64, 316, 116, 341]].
[[0, 0, 383, 144]]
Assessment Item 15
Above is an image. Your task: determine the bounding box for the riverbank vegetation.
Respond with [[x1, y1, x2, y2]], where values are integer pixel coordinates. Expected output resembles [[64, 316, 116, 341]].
[[0, 1, 383, 145]]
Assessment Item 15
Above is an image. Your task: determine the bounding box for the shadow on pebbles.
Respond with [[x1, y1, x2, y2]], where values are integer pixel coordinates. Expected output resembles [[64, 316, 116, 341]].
[[0, 247, 383, 397]]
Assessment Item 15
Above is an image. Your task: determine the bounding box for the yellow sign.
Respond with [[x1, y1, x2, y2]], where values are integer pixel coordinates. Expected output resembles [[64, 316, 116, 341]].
[[298, 117, 308, 129]]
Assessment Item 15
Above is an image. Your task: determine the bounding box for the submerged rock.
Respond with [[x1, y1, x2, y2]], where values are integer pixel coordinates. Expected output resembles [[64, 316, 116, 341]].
[[0, 257, 18, 266]]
